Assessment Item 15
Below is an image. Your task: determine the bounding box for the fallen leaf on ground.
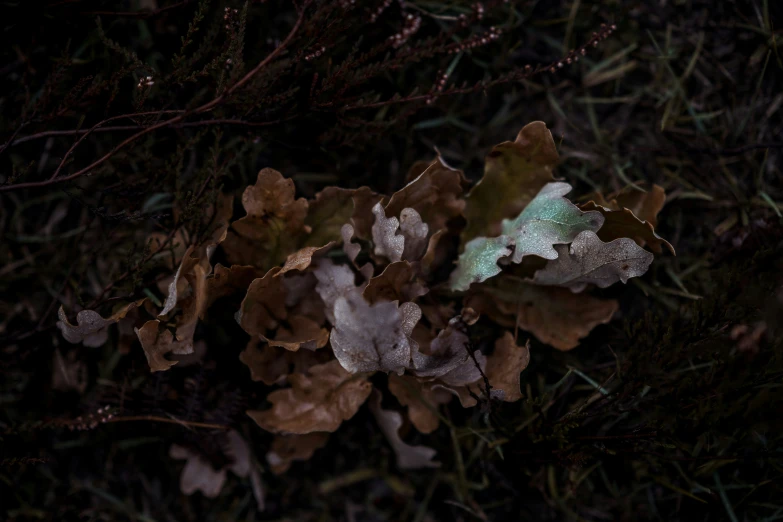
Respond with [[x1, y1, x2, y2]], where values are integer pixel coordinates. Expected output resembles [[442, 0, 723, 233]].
[[363, 261, 428, 304], [466, 280, 618, 350], [368, 390, 440, 469], [461, 121, 558, 243], [266, 433, 329, 475], [388, 373, 452, 434], [135, 319, 193, 372], [580, 201, 674, 254], [531, 230, 654, 292], [57, 299, 145, 347], [330, 293, 421, 374], [484, 333, 529, 402], [247, 360, 372, 434]]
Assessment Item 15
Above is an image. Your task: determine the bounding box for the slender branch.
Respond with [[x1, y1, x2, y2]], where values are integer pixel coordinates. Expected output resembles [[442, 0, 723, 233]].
[[0, 4, 309, 192], [106, 415, 229, 430]]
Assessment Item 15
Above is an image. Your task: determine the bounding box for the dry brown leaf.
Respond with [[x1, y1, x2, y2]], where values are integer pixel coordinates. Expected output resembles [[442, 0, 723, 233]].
[[385, 157, 467, 233], [606, 184, 667, 228], [236, 267, 287, 337], [223, 168, 309, 269], [462, 121, 558, 243], [305, 186, 382, 245], [135, 319, 193, 372], [247, 360, 372, 434], [484, 333, 529, 402], [411, 317, 483, 383], [264, 315, 330, 352], [363, 261, 428, 304], [240, 338, 330, 385], [580, 201, 674, 254], [204, 264, 264, 314], [277, 243, 336, 276], [266, 433, 329, 475], [368, 390, 440, 469], [388, 373, 452, 434], [466, 281, 618, 351], [57, 299, 145, 347]]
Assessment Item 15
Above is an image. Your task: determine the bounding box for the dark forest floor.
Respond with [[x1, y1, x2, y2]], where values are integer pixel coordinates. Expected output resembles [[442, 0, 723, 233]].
[[1, 1, 782, 521]]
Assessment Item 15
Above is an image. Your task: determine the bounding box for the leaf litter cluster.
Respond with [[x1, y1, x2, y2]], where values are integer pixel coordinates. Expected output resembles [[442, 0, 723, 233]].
[[57, 122, 674, 482]]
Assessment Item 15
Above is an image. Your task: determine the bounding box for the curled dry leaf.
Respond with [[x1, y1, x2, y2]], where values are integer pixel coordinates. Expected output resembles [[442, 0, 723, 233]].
[[484, 333, 530, 402], [531, 230, 654, 292], [330, 293, 421, 374], [240, 338, 330, 385], [57, 299, 145, 347], [305, 186, 382, 245], [204, 264, 264, 313], [579, 201, 674, 254], [135, 319, 193, 372], [238, 267, 328, 351], [466, 281, 618, 351], [388, 373, 453, 434], [266, 433, 329, 475], [277, 243, 336, 276], [368, 390, 440, 470], [601, 184, 667, 228], [385, 156, 467, 233], [462, 121, 558, 243], [247, 360, 372, 434], [363, 261, 428, 304]]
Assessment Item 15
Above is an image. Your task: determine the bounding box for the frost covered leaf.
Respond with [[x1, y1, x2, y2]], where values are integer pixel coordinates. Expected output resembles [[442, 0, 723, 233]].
[[580, 201, 674, 254], [385, 157, 467, 232], [169, 445, 226, 498], [57, 299, 145, 347], [400, 208, 429, 260], [247, 360, 372, 434], [388, 374, 452, 434], [368, 390, 440, 469], [135, 320, 193, 372], [223, 168, 309, 269], [372, 202, 405, 262], [448, 236, 512, 292], [341, 224, 361, 262], [466, 281, 618, 351], [330, 293, 421, 374], [531, 230, 654, 292], [501, 182, 604, 264], [266, 433, 329, 475], [484, 333, 529, 402], [313, 259, 361, 324], [363, 261, 427, 304], [462, 121, 558, 243]]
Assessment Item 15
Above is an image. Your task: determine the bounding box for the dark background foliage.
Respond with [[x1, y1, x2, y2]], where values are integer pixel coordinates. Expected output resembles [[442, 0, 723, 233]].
[[1, 0, 782, 520]]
